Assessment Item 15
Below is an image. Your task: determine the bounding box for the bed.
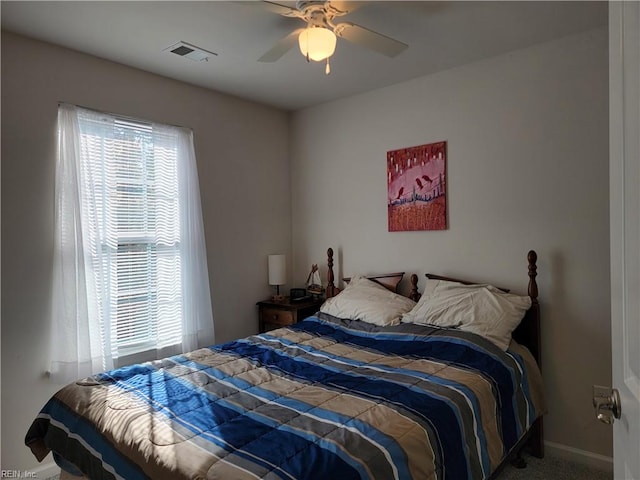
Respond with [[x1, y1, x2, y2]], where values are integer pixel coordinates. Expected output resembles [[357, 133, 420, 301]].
[[26, 248, 545, 480]]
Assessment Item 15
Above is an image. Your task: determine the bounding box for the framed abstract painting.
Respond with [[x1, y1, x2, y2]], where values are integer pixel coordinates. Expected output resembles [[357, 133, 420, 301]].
[[387, 141, 447, 231]]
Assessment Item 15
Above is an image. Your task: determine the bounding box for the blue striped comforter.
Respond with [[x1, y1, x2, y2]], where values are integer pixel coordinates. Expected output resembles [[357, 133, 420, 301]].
[[26, 314, 544, 479]]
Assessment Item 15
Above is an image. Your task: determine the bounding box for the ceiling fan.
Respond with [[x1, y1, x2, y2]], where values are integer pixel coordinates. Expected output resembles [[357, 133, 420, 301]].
[[255, 0, 408, 74]]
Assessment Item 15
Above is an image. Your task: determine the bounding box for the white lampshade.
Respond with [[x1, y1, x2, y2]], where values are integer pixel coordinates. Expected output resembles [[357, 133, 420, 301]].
[[268, 254, 286, 286], [298, 27, 337, 62]]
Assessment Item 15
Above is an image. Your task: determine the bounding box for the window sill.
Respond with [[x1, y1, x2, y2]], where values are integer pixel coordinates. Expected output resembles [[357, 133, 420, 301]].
[[114, 343, 183, 368]]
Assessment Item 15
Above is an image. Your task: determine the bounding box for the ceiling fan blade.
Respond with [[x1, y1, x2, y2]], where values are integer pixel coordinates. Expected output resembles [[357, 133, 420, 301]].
[[329, 1, 363, 15], [258, 28, 304, 62], [260, 1, 302, 17], [335, 22, 408, 57], [235, 1, 301, 17]]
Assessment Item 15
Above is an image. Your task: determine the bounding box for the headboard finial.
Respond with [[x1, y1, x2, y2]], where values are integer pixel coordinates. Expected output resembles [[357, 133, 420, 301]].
[[409, 274, 420, 301], [326, 248, 338, 298]]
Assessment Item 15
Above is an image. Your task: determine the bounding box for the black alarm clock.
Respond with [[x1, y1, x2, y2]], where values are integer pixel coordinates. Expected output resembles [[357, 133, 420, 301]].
[[290, 288, 310, 302]]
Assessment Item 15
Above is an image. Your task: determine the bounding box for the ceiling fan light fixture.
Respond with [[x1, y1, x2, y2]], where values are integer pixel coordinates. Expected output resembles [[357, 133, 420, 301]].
[[298, 27, 337, 62]]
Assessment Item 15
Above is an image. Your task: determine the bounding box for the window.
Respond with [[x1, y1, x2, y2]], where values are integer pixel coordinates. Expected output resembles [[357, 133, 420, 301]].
[[50, 105, 214, 382], [80, 114, 185, 354]]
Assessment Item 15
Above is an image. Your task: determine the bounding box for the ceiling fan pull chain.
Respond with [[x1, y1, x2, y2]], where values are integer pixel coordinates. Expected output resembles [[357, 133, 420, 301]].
[[325, 57, 331, 75]]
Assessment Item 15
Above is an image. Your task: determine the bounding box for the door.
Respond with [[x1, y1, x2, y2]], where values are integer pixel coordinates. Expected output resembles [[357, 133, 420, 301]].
[[610, 2, 640, 479]]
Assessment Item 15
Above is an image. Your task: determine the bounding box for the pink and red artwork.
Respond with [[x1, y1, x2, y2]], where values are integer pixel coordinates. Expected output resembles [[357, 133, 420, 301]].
[[387, 141, 447, 231]]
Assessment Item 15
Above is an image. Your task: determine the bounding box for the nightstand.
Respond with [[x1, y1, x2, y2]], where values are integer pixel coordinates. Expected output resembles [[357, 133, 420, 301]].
[[257, 297, 324, 333]]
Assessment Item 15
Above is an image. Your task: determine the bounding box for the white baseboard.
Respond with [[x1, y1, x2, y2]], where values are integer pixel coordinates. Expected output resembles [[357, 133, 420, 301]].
[[545, 441, 614, 473], [31, 461, 61, 479]]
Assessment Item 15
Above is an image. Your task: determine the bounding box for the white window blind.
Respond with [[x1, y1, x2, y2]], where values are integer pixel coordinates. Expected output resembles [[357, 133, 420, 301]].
[[78, 113, 184, 355]]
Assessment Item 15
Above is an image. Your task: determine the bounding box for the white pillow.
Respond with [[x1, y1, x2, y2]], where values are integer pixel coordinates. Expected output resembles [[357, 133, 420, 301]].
[[402, 279, 531, 350], [320, 275, 416, 327]]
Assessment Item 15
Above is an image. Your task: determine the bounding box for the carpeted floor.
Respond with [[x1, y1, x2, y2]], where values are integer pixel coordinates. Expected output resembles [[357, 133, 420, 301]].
[[47, 453, 613, 480], [498, 453, 612, 480]]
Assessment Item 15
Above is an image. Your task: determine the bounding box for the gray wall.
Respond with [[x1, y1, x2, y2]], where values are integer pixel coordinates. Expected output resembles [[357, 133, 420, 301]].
[[1, 32, 290, 469], [290, 28, 612, 460]]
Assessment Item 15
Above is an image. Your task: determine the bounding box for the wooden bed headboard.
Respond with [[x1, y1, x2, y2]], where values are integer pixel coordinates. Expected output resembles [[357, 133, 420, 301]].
[[325, 248, 421, 301], [324, 247, 540, 367], [342, 272, 421, 301]]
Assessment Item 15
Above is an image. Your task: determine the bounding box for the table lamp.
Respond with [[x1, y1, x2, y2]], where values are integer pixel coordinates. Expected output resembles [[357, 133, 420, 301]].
[[268, 254, 286, 302]]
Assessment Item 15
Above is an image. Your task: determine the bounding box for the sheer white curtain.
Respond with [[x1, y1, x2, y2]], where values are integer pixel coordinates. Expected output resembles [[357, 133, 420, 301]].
[[50, 104, 111, 383], [50, 104, 214, 384], [174, 126, 215, 352]]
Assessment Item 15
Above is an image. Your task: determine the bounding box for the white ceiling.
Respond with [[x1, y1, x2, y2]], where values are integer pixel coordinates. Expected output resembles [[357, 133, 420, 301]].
[[1, 1, 607, 111]]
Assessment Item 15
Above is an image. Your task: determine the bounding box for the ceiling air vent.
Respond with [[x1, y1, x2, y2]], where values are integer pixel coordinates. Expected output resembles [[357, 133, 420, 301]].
[[164, 41, 217, 62]]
